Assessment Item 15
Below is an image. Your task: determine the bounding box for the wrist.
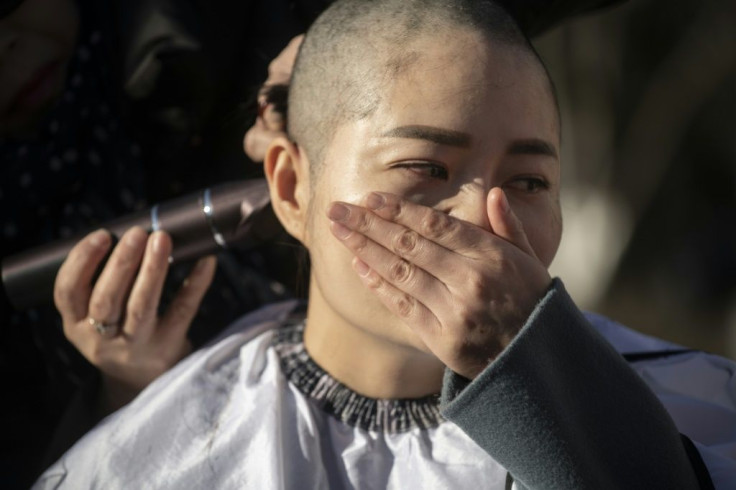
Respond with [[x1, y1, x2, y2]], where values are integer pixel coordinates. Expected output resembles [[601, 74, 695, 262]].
[[96, 375, 142, 416]]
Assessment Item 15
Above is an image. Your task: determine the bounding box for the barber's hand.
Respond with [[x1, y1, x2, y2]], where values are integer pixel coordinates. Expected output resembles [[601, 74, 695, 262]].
[[243, 34, 304, 162], [327, 189, 552, 380], [54, 227, 216, 411]]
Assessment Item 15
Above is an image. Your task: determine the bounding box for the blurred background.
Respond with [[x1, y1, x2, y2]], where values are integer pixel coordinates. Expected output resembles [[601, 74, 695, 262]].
[[538, 0, 736, 358]]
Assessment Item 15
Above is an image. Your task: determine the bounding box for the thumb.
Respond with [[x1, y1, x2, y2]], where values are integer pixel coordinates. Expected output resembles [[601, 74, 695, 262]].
[[487, 187, 538, 258]]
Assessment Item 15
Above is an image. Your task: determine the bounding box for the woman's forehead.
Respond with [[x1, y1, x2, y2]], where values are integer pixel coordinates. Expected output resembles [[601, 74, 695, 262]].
[[370, 38, 559, 145]]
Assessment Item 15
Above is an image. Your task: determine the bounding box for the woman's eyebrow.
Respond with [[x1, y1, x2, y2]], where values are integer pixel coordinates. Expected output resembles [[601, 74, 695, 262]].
[[507, 139, 558, 159], [380, 125, 472, 148]]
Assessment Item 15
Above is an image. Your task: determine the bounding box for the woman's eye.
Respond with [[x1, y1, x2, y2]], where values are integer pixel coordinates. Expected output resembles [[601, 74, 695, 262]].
[[505, 177, 549, 193], [394, 162, 449, 181]]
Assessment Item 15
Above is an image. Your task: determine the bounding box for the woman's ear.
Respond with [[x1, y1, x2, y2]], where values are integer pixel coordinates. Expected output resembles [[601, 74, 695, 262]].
[[263, 137, 310, 244]]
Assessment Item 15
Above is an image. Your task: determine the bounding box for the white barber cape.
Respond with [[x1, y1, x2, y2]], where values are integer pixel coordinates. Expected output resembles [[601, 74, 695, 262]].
[[35, 301, 736, 489]]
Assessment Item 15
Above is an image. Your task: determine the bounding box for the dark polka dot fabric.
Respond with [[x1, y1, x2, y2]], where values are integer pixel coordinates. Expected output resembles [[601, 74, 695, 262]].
[[0, 16, 150, 490], [1, 2, 308, 487], [1, 28, 146, 258], [0, 10, 283, 488]]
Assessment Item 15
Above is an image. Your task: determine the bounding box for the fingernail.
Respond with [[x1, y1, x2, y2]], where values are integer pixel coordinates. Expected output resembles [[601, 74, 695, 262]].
[[331, 222, 351, 239], [90, 229, 109, 247], [353, 258, 370, 277], [327, 203, 350, 222], [365, 192, 385, 210]]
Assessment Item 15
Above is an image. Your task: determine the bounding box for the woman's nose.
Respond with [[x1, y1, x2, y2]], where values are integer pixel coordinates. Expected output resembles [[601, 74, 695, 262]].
[[445, 187, 492, 232]]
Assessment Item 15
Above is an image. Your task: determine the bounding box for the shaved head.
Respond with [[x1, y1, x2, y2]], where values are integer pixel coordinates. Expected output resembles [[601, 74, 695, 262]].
[[288, 0, 557, 169]]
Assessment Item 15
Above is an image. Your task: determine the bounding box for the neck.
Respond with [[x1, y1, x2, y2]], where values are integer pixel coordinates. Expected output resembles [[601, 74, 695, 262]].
[[304, 276, 445, 400]]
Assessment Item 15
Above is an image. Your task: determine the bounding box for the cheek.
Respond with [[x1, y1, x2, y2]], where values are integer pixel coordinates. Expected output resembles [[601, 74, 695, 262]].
[[307, 199, 388, 321], [517, 200, 562, 268], [304, 185, 355, 272], [305, 172, 390, 298]]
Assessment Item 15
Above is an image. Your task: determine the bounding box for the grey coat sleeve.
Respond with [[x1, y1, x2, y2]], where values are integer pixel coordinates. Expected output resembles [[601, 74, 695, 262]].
[[439, 279, 702, 490]]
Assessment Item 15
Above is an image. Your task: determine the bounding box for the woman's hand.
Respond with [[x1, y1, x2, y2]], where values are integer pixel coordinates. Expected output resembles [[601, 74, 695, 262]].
[[327, 189, 552, 379], [54, 227, 216, 411], [243, 34, 304, 162]]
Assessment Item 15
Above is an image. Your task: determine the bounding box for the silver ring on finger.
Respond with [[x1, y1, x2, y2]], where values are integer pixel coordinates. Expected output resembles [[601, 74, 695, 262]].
[[88, 317, 118, 337]]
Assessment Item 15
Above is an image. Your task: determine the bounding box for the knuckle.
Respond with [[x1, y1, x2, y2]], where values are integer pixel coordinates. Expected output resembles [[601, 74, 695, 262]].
[[395, 293, 415, 318], [364, 270, 383, 289], [168, 300, 192, 322], [466, 271, 488, 297], [354, 210, 372, 232], [351, 233, 369, 253], [421, 209, 453, 238], [89, 295, 114, 317], [53, 282, 73, 309], [126, 301, 147, 325], [389, 259, 413, 284], [382, 199, 402, 220], [392, 229, 419, 256]]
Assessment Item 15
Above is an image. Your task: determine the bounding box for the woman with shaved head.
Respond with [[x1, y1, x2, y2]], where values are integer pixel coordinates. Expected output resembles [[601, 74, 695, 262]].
[[37, 0, 734, 488]]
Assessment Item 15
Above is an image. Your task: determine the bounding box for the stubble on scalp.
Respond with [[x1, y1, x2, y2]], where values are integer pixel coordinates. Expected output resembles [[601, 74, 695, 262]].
[[288, 0, 559, 178]]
